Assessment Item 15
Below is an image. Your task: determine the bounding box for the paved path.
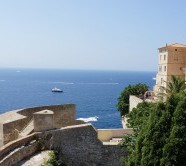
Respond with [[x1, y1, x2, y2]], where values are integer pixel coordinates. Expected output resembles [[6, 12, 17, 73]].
[[16, 150, 52, 166]]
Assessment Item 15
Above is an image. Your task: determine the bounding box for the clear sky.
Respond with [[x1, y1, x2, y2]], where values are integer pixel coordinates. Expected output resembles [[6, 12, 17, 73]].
[[0, 0, 186, 71]]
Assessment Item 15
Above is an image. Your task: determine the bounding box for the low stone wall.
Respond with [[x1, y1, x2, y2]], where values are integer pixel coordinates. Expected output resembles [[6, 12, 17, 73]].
[[129, 95, 143, 112], [17, 104, 77, 128], [0, 104, 85, 146], [0, 133, 40, 166], [39, 124, 126, 166], [3, 118, 28, 145], [97, 128, 133, 142], [0, 124, 3, 147], [0, 124, 127, 166]]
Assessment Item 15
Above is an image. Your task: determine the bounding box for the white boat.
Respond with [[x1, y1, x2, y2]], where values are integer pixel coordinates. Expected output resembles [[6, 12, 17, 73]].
[[52, 87, 63, 92]]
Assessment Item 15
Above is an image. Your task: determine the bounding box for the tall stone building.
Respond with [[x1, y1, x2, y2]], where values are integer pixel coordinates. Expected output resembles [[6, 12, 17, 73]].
[[154, 43, 186, 95]]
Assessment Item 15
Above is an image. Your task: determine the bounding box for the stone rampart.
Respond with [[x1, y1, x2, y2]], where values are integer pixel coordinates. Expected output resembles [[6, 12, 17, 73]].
[[0, 124, 128, 166], [0, 133, 40, 166], [17, 104, 77, 128], [129, 95, 143, 112], [39, 124, 126, 166], [0, 124, 3, 147], [0, 104, 85, 146]]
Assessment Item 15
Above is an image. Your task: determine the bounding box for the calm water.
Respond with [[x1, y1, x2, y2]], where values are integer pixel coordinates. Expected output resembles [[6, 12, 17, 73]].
[[0, 69, 156, 128]]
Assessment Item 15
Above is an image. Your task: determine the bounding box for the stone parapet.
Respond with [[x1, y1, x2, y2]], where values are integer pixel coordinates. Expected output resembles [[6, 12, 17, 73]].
[[0, 104, 83, 146], [0, 124, 128, 166]]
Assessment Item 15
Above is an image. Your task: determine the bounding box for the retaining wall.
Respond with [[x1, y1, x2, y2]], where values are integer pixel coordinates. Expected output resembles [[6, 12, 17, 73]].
[[0, 124, 128, 166], [129, 95, 143, 112], [1, 104, 84, 146], [0, 133, 40, 166]]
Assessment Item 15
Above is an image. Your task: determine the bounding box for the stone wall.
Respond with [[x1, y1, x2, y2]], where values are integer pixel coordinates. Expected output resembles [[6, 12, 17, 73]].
[[0, 133, 40, 166], [40, 124, 126, 166], [3, 118, 28, 145], [0, 124, 127, 166], [0, 104, 84, 146], [0, 124, 3, 147], [17, 104, 77, 128], [129, 95, 143, 112], [34, 110, 54, 132]]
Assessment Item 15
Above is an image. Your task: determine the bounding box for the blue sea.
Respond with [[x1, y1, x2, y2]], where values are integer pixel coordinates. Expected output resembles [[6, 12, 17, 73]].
[[0, 69, 156, 129]]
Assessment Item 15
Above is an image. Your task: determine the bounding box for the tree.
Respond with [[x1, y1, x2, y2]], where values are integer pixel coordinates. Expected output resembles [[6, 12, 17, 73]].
[[122, 92, 186, 166], [161, 95, 186, 166], [117, 83, 148, 116], [127, 102, 156, 132], [122, 101, 158, 165], [158, 75, 186, 99]]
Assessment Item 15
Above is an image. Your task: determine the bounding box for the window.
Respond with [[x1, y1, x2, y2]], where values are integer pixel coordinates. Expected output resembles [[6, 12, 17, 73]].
[[164, 54, 166, 60], [160, 55, 162, 61], [175, 49, 177, 51], [161, 78, 163, 84], [164, 66, 166, 71], [159, 66, 162, 72]]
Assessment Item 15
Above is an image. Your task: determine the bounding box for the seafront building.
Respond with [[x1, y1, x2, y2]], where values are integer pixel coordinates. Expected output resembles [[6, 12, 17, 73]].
[[122, 43, 186, 128], [153, 43, 186, 95]]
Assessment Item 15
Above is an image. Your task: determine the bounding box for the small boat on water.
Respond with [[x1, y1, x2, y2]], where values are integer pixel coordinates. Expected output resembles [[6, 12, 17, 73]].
[[52, 87, 63, 92]]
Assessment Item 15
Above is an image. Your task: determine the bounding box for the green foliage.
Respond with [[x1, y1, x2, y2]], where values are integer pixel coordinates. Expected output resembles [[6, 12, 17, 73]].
[[117, 83, 148, 116], [42, 151, 66, 166], [127, 102, 156, 132], [122, 92, 186, 166], [158, 75, 186, 99], [161, 97, 186, 166]]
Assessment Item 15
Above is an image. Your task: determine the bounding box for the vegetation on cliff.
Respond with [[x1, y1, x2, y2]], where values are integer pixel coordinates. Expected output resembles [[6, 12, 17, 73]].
[[42, 151, 66, 166], [117, 83, 148, 116], [122, 76, 186, 166]]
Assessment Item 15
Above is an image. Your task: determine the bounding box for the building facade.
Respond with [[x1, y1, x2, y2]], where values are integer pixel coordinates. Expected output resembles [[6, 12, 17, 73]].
[[154, 43, 186, 95]]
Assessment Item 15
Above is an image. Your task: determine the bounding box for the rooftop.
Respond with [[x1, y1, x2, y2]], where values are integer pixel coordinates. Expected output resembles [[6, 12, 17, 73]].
[[167, 43, 186, 48], [159, 43, 186, 49]]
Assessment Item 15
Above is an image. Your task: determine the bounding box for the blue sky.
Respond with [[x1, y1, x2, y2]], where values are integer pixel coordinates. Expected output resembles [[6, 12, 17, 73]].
[[0, 0, 186, 71]]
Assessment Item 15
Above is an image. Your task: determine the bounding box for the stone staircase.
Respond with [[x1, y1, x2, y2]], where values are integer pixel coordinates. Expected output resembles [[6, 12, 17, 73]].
[[19, 120, 34, 138]]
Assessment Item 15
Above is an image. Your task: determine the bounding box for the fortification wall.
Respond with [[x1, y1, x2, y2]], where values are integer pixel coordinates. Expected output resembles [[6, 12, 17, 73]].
[[129, 95, 143, 112], [0, 124, 3, 147], [39, 124, 126, 166], [0, 124, 127, 166], [17, 104, 77, 128], [0, 133, 40, 166], [1, 104, 84, 146]]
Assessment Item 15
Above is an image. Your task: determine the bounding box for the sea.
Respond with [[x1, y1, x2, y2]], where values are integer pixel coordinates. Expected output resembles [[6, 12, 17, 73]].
[[0, 68, 156, 129]]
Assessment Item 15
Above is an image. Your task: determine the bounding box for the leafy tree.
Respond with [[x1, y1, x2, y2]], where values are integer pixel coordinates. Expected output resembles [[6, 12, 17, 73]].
[[123, 101, 159, 165], [161, 95, 186, 166], [127, 102, 156, 132], [117, 83, 148, 116], [158, 75, 186, 99], [122, 93, 186, 166]]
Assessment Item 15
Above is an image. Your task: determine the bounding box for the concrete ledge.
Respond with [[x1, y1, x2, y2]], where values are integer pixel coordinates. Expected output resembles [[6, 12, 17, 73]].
[[97, 128, 133, 142]]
